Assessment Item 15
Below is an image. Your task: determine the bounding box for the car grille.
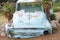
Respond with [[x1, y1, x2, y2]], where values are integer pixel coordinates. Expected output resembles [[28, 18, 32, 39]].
[[8, 28, 45, 36]]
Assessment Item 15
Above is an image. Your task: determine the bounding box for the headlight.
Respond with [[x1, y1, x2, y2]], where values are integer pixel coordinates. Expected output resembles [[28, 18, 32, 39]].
[[7, 29, 15, 37]]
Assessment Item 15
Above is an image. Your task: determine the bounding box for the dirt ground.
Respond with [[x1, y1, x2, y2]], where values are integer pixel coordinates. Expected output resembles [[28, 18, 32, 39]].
[[0, 12, 60, 40]]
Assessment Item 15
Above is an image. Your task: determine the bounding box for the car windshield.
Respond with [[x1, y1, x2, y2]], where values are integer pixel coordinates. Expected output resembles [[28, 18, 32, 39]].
[[17, 2, 42, 12]]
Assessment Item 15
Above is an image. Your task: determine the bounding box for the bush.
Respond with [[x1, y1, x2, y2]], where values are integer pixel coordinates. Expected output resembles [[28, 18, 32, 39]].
[[3, 2, 15, 21], [53, 3, 60, 12], [53, 7, 60, 12], [52, 27, 57, 34], [50, 14, 56, 21], [0, 6, 3, 13]]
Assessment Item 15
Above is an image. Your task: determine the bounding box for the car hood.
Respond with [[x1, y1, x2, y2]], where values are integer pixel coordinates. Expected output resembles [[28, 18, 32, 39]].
[[12, 11, 51, 28]]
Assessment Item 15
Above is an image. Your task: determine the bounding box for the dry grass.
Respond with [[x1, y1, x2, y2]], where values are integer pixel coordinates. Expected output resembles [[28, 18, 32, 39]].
[[0, 14, 8, 27]]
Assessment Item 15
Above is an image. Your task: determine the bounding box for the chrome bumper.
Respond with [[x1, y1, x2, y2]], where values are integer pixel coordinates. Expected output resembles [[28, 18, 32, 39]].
[[6, 28, 46, 38]]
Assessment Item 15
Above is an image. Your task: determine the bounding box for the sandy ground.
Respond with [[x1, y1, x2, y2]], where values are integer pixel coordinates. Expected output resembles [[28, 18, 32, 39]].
[[0, 12, 60, 40]]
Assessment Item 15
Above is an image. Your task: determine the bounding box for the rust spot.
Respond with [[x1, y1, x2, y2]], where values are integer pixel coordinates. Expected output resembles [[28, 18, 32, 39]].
[[29, 15, 40, 18]]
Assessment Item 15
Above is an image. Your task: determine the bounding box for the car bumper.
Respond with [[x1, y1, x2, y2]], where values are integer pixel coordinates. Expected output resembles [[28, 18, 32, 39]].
[[5, 24, 52, 38], [5, 28, 52, 38]]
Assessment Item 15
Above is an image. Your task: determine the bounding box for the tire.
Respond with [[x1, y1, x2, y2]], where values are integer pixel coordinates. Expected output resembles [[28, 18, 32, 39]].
[[43, 30, 49, 35]]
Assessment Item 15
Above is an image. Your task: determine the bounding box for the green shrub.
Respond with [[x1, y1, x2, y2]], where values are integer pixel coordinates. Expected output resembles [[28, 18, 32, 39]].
[[53, 7, 60, 12], [50, 14, 56, 21], [3, 2, 15, 21], [52, 27, 57, 34], [0, 6, 3, 13], [53, 3, 60, 12], [53, 3, 60, 7]]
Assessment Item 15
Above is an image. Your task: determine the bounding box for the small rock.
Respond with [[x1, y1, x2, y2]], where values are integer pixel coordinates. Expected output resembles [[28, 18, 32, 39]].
[[1, 32, 6, 37], [51, 20, 58, 28]]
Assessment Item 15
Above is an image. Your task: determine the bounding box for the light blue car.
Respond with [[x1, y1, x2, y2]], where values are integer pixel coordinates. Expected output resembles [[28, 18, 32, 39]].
[[5, 0, 53, 38]]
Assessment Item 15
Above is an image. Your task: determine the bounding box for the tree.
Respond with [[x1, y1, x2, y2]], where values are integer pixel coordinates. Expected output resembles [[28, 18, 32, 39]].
[[3, 2, 15, 21], [43, 0, 51, 21]]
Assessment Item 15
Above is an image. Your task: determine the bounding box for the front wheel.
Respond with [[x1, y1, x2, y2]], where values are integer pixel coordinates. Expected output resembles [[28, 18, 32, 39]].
[[43, 30, 49, 35]]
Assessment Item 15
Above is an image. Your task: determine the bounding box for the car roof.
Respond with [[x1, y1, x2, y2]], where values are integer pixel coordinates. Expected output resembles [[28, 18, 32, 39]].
[[17, 0, 42, 3]]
